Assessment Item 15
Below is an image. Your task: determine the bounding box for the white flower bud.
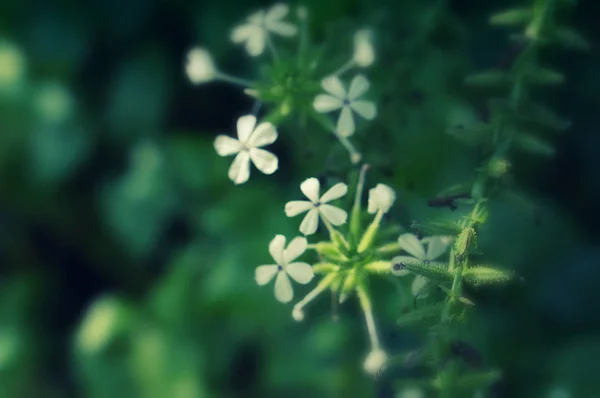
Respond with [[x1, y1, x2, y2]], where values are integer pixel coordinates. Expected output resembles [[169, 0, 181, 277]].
[[363, 348, 387, 375], [367, 183, 396, 214], [292, 307, 304, 322], [353, 29, 375, 67], [185, 47, 217, 84]]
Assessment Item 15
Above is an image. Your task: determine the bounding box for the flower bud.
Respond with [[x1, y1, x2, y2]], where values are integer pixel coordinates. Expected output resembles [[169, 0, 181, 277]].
[[367, 184, 396, 214], [363, 348, 387, 375], [185, 47, 217, 84], [353, 29, 375, 67]]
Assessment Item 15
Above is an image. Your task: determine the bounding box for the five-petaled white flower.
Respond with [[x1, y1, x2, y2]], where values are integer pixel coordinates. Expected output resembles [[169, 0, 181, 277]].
[[285, 177, 348, 235], [391, 233, 451, 296], [231, 3, 297, 57], [214, 114, 278, 185], [255, 235, 314, 303], [313, 75, 377, 137], [367, 183, 396, 214], [185, 47, 217, 84]]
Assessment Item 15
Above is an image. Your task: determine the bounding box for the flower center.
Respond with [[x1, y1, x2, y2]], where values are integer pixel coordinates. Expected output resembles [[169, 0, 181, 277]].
[[343, 98, 351, 106], [277, 265, 283, 271], [314, 201, 321, 207], [392, 262, 406, 271]]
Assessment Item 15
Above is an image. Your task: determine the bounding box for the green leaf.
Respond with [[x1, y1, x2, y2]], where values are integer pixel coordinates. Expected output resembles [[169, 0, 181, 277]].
[[517, 103, 571, 132], [489, 8, 533, 26], [446, 122, 493, 147], [456, 370, 502, 391], [514, 132, 556, 157], [397, 303, 445, 328], [411, 220, 463, 236], [393, 258, 453, 282], [464, 70, 511, 87], [463, 266, 512, 287], [454, 228, 476, 258], [525, 67, 565, 85], [552, 26, 591, 51]]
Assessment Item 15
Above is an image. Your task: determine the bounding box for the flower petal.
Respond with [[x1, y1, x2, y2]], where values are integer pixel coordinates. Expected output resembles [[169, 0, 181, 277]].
[[268, 234, 286, 264], [283, 236, 307, 263], [299, 208, 319, 235], [390, 256, 413, 276], [285, 201, 313, 217], [411, 275, 429, 297], [255, 264, 279, 285], [313, 94, 343, 113], [351, 100, 377, 120], [319, 204, 347, 226], [265, 3, 289, 21], [321, 75, 346, 99], [367, 183, 396, 214], [398, 233, 426, 259], [274, 272, 293, 303], [246, 29, 266, 56], [247, 122, 277, 148], [285, 262, 314, 284], [249, 148, 278, 175], [425, 236, 449, 261], [214, 135, 242, 156], [231, 24, 256, 43], [268, 21, 297, 36], [348, 74, 370, 99], [319, 182, 348, 203], [300, 177, 320, 203], [337, 106, 355, 137], [228, 151, 251, 184], [236, 114, 257, 143]]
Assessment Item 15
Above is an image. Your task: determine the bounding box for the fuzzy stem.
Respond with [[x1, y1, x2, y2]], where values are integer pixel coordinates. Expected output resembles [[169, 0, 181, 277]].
[[215, 72, 254, 87], [330, 59, 356, 77], [293, 273, 337, 317]]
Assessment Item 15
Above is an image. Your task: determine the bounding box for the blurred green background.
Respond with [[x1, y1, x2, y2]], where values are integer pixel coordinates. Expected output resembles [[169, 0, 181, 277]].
[[0, 0, 599, 397]]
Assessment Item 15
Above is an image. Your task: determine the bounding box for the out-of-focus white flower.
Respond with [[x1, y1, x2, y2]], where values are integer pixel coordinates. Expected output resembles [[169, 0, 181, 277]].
[[285, 177, 348, 235], [231, 3, 297, 56], [214, 115, 278, 185], [353, 29, 375, 67], [0, 40, 26, 93], [313, 75, 377, 137], [185, 47, 217, 84], [363, 348, 387, 375], [367, 183, 396, 214], [391, 233, 451, 296], [255, 235, 314, 303], [35, 82, 73, 123], [396, 387, 425, 398]]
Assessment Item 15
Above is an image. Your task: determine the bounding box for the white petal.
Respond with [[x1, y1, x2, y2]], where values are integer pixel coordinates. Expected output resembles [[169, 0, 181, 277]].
[[231, 24, 256, 43], [353, 29, 375, 67], [351, 100, 377, 120], [300, 177, 320, 203], [411, 275, 429, 297], [398, 233, 426, 259], [267, 21, 297, 37], [214, 135, 241, 156], [348, 75, 370, 99], [247, 122, 277, 148], [319, 204, 347, 226], [367, 183, 396, 214], [265, 3, 289, 21], [299, 208, 319, 235], [285, 262, 314, 284], [390, 256, 413, 276], [283, 236, 307, 263], [269, 234, 286, 264], [336, 106, 355, 137], [249, 148, 278, 175], [321, 76, 346, 99], [255, 264, 279, 285], [425, 236, 449, 261], [247, 10, 265, 25], [313, 94, 343, 113], [285, 201, 314, 217], [246, 29, 267, 56], [274, 272, 293, 303], [185, 47, 217, 84], [228, 151, 251, 185], [320, 182, 348, 203], [236, 114, 257, 143]]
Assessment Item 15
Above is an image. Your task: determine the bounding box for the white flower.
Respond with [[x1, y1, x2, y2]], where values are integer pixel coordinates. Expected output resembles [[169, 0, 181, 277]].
[[231, 3, 297, 57], [367, 183, 396, 214], [185, 47, 217, 84], [353, 29, 375, 67], [285, 177, 348, 235], [391, 233, 451, 296], [255, 235, 314, 303], [313, 75, 377, 137], [363, 348, 387, 375], [214, 115, 279, 185]]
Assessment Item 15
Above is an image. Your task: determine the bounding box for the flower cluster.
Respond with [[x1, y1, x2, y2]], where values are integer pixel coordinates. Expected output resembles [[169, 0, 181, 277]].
[[185, 3, 378, 184]]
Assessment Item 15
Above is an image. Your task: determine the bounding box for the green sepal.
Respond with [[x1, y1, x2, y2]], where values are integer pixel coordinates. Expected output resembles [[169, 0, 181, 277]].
[[463, 266, 512, 287], [411, 220, 463, 236], [397, 303, 445, 329], [330, 229, 351, 253], [315, 242, 348, 263], [394, 258, 454, 282], [338, 270, 358, 303], [551, 26, 591, 51], [465, 70, 511, 87], [364, 260, 392, 274], [489, 8, 533, 26], [312, 262, 339, 274], [454, 227, 476, 259], [514, 132, 556, 156]]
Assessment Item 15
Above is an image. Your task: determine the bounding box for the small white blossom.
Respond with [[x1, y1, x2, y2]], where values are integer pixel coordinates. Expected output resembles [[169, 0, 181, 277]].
[[214, 114, 278, 185], [231, 3, 297, 57], [367, 183, 396, 214], [353, 29, 375, 67], [285, 177, 348, 235], [313, 75, 377, 137], [255, 235, 314, 303], [292, 307, 304, 321], [185, 47, 217, 84], [363, 348, 387, 375], [392, 233, 451, 296]]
